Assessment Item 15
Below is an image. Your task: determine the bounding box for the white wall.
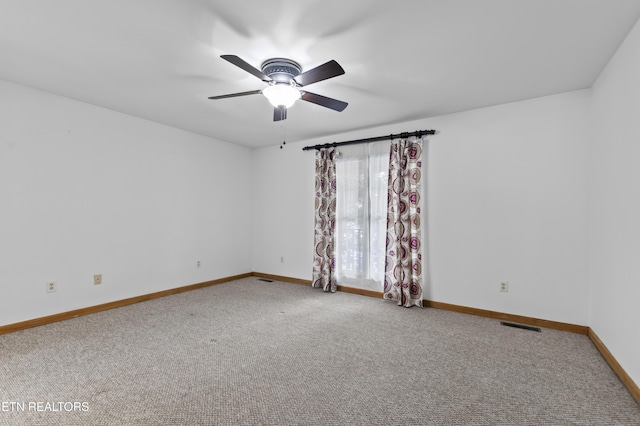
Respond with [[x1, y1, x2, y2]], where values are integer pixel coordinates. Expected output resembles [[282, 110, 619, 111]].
[[252, 90, 591, 326], [251, 142, 315, 279], [589, 17, 640, 388], [0, 79, 253, 327], [426, 92, 590, 325]]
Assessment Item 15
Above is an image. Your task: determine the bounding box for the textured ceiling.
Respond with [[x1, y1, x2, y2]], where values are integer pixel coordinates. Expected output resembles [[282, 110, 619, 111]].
[[2, 0, 640, 148]]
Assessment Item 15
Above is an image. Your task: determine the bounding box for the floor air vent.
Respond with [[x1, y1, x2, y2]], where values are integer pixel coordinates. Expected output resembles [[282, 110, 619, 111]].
[[500, 321, 541, 332], [257, 278, 274, 283]]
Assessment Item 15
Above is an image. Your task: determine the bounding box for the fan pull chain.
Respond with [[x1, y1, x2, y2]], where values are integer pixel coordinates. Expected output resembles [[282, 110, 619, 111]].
[[280, 119, 287, 149]]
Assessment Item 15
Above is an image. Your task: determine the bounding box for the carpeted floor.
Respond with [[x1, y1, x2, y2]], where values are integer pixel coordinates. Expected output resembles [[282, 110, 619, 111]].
[[1, 277, 639, 425]]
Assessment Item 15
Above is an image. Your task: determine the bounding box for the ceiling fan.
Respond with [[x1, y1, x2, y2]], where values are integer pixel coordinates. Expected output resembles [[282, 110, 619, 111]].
[[208, 55, 348, 121]]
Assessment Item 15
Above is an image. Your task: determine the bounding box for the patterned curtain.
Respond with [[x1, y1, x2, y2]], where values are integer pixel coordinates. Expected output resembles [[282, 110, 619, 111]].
[[384, 138, 423, 307], [312, 148, 338, 292]]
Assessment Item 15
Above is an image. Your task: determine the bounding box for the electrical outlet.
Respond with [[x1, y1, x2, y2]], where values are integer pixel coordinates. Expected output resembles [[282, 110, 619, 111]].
[[196, 260, 201, 268], [500, 281, 509, 292], [280, 256, 285, 263], [94, 274, 102, 285], [46, 281, 57, 293]]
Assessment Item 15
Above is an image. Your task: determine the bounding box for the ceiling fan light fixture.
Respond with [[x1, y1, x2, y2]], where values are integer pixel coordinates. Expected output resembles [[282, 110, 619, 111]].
[[262, 83, 301, 108], [210, 55, 347, 120]]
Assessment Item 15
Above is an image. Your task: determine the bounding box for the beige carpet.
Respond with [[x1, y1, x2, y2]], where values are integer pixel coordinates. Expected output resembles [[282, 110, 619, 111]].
[[1, 277, 639, 425]]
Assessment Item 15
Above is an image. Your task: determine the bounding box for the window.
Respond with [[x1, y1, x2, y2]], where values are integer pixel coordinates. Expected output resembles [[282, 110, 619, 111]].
[[335, 142, 389, 290]]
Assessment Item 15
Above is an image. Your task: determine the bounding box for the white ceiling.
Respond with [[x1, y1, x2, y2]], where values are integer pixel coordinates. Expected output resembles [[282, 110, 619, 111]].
[[2, 0, 640, 148]]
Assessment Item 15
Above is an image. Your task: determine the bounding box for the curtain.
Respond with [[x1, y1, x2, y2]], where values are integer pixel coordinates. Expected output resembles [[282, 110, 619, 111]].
[[312, 148, 338, 292], [335, 141, 389, 291], [384, 138, 423, 307]]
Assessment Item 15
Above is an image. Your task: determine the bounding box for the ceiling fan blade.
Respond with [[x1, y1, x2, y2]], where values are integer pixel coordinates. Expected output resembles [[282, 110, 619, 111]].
[[300, 91, 348, 112], [274, 106, 287, 121], [294, 60, 345, 86], [221, 55, 272, 82], [208, 90, 262, 100]]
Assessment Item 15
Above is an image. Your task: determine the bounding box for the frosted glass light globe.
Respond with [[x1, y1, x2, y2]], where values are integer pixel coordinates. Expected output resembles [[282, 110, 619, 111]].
[[262, 84, 301, 108]]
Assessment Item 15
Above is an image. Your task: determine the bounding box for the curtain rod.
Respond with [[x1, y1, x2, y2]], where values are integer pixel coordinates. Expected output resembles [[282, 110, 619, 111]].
[[301, 129, 436, 151]]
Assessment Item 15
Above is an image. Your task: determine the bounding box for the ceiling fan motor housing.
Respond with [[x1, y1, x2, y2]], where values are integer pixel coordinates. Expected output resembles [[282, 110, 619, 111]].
[[261, 58, 302, 84]]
